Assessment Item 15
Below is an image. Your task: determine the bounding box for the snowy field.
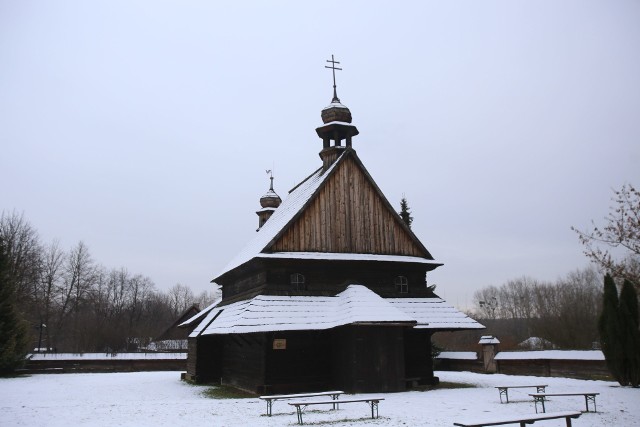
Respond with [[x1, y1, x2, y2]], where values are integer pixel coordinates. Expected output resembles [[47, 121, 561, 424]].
[[1, 371, 638, 426]]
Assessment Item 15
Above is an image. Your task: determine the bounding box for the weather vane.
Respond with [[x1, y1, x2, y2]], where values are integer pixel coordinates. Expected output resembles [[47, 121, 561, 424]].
[[325, 54, 342, 103], [266, 169, 274, 190]]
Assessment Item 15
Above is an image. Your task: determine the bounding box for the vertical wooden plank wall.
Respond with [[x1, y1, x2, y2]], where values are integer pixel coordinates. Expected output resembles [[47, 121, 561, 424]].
[[273, 157, 424, 256]]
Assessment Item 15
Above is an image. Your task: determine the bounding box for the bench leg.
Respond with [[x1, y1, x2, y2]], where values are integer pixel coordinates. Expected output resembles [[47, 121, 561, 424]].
[[296, 405, 303, 425], [536, 386, 546, 393], [533, 396, 546, 413], [565, 416, 573, 427], [368, 400, 379, 419], [266, 400, 272, 416], [331, 394, 339, 410], [498, 388, 508, 403], [585, 394, 596, 412]]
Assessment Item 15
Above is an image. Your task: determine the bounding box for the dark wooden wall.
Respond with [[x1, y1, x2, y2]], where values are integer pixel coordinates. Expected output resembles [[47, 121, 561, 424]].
[[221, 333, 266, 393], [218, 258, 438, 302], [331, 325, 406, 393], [272, 156, 426, 257], [404, 329, 437, 385], [187, 336, 222, 383], [263, 331, 331, 394]]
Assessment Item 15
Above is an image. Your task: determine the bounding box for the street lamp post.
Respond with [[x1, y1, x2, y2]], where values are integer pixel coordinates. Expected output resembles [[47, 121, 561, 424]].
[[37, 323, 46, 353]]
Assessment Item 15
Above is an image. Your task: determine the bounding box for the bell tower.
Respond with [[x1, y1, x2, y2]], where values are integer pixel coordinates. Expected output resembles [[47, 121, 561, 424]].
[[315, 55, 359, 171]]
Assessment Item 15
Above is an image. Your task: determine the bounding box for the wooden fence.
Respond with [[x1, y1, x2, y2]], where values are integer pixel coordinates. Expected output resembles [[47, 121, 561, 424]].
[[22, 353, 186, 374], [436, 350, 612, 381]]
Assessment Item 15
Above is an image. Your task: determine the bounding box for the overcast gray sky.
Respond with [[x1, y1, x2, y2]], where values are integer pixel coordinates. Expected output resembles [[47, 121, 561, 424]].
[[2, 1, 639, 309]]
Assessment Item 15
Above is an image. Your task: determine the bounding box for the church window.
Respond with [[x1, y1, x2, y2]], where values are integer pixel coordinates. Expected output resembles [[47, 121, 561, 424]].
[[394, 276, 408, 293], [290, 273, 306, 291]]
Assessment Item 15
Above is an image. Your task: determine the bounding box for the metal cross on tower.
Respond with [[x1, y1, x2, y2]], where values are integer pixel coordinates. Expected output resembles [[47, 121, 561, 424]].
[[325, 54, 342, 103]]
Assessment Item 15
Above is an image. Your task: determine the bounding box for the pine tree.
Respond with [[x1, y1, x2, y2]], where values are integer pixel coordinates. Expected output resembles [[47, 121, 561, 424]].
[[0, 238, 29, 375], [399, 196, 413, 229]]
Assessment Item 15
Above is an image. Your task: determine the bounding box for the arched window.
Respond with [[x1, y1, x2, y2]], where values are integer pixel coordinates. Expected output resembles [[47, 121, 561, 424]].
[[290, 273, 305, 291], [394, 275, 408, 294]]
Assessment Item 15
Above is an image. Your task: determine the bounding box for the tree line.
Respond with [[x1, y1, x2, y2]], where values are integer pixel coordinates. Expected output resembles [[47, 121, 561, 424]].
[[472, 266, 603, 349], [0, 211, 218, 354]]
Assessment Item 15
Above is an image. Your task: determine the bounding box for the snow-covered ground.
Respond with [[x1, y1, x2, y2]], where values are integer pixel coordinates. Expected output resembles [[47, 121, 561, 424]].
[[1, 371, 638, 426]]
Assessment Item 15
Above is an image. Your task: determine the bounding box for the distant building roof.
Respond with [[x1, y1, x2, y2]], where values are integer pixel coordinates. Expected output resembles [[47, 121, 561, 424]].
[[478, 335, 501, 345], [437, 351, 478, 360]]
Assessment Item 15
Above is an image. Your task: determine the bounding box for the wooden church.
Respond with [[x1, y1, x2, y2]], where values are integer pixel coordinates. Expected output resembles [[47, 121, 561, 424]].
[[183, 59, 483, 394]]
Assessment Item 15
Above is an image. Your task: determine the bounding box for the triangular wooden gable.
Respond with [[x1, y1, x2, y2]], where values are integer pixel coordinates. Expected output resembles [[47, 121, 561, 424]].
[[269, 149, 433, 258]]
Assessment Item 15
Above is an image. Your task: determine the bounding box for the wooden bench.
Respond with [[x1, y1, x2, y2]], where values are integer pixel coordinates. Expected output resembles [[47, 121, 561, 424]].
[[258, 390, 344, 416], [288, 397, 384, 425], [453, 410, 581, 427], [529, 392, 599, 413], [495, 385, 548, 403]]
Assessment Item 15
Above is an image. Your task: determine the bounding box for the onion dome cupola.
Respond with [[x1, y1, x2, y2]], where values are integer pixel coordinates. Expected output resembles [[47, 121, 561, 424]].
[[256, 171, 281, 231], [316, 55, 359, 171]]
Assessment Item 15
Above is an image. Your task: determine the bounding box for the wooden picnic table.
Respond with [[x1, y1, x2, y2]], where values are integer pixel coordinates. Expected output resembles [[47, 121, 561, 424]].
[[495, 385, 548, 403], [288, 397, 384, 425], [454, 410, 581, 427], [529, 392, 599, 413], [258, 390, 344, 416]]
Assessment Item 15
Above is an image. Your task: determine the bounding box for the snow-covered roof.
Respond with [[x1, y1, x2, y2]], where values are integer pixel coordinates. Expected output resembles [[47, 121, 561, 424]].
[[437, 351, 478, 360], [479, 335, 501, 344], [495, 350, 605, 361], [322, 101, 349, 110], [386, 298, 485, 330], [190, 285, 483, 337], [256, 252, 441, 264], [178, 298, 221, 327], [192, 285, 416, 336], [214, 159, 341, 281], [256, 207, 277, 213]]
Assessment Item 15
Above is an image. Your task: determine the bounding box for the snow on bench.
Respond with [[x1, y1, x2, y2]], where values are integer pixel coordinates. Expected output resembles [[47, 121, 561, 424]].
[[258, 391, 344, 416], [495, 384, 548, 403], [453, 410, 581, 427], [288, 397, 384, 425], [529, 392, 599, 413]]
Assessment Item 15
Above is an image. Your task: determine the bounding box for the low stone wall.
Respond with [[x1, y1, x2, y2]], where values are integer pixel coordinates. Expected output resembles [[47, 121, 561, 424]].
[[22, 353, 186, 374]]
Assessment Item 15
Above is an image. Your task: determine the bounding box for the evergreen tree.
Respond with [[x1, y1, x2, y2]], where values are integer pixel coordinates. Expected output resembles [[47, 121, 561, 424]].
[[599, 274, 640, 387], [599, 274, 622, 383], [399, 196, 413, 229], [619, 280, 640, 387], [0, 238, 29, 375]]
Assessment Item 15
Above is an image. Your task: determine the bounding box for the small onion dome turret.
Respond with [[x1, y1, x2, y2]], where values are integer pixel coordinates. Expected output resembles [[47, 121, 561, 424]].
[[321, 100, 353, 124], [256, 175, 281, 231], [260, 187, 281, 209]]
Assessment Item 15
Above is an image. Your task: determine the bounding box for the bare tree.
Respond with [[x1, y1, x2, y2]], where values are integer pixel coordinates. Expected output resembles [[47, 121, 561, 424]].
[[0, 211, 42, 306], [572, 183, 640, 287], [35, 241, 65, 350], [166, 283, 195, 316], [58, 241, 96, 351]]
